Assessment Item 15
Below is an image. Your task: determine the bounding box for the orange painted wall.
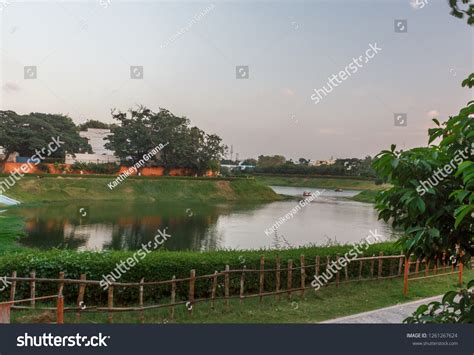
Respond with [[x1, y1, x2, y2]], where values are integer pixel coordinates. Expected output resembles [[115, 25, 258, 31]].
[[1, 162, 216, 177]]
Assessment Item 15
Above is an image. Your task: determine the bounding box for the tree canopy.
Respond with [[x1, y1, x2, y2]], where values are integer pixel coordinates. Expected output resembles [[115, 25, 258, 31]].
[[105, 106, 226, 173], [0, 111, 91, 163]]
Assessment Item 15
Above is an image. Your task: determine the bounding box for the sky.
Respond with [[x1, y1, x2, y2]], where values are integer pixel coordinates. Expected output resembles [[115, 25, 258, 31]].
[[1, 0, 472, 161]]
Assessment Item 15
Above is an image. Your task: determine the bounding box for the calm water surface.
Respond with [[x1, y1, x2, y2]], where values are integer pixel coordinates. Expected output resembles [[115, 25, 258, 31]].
[[11, 186, 394, 251]]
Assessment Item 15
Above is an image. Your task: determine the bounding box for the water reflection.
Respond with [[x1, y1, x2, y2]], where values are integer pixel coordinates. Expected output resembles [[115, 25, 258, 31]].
[[13, 187, 394, 251]]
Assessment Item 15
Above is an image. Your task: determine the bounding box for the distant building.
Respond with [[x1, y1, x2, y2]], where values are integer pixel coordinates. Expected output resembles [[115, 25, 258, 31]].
[[66, 128, 119, 164], [309, 159, 336, 167], [79, 128, 115, 155]]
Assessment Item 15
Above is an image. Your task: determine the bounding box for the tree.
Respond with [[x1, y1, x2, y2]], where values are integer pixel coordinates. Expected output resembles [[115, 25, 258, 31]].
[[242, 158, 257, 166], [257, 155, 286, 168], [78, 120, 111, 131], [105, 106, 226, 173], [0, 111, 91, 164], [372, 0, 473, 263], [298, 158, 310, 166]]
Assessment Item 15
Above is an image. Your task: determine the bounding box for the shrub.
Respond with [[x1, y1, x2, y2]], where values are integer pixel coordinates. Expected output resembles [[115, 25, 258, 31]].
[[0, 243, 401, 305], [404, 279, 474, 323]]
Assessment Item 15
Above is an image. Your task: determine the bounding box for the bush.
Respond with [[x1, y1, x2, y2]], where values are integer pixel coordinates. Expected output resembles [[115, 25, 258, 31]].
[[0, 243, 401, 305], [404, 279, 474, 323], [72, 162, 120, 174]]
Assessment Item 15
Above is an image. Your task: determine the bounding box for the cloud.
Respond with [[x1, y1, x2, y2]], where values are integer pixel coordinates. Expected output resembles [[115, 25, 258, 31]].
[[3, 81, 21, 93], [426, 110, 439, 118]]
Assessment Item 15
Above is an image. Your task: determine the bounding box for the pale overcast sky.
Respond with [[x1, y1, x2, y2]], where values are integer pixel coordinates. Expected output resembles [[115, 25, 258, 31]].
[[1, 0, 472, 160]]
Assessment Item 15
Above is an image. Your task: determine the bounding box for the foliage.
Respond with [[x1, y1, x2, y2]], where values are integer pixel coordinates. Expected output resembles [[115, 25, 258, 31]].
[[105, 106, 226, 173], [448, 0, 474, 25], [72, 162, 120, 174], [404, 279, 474, 323], [372, 102, 473, 260], [0, 111, 91, 163], [0, 242, 400, 304], [253, 156, 376, 178], [77, 120, 111, 131]]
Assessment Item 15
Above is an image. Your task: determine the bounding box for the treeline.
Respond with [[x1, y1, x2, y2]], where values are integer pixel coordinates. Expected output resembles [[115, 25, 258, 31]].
[[0, 107, 226, 174], [223, 155, 377, 179]]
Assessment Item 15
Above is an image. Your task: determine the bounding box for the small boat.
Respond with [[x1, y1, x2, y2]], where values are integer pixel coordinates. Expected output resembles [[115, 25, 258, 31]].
[[302, 191, 312, 197], [335, 188, 343, 192]]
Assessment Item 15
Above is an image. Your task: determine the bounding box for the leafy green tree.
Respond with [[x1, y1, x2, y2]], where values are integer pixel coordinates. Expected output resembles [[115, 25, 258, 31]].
[[372, 0, 473, 263], [257, 155, 286, 168], [105, 106, 225, 173], [78, 120, 111, 131], [0, 111, 91, 164]]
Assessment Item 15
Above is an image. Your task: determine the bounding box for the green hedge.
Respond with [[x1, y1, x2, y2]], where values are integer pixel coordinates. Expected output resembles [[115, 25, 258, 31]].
[[0, 243, 401, 305]]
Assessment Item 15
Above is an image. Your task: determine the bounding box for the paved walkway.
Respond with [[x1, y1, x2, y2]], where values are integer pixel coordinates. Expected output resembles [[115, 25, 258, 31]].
[[320, 295, 443, 323]]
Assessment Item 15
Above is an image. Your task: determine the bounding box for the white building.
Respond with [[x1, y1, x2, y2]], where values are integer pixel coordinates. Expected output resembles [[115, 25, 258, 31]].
[[66, 128, 119, 164], [309, 159, 336, 167]]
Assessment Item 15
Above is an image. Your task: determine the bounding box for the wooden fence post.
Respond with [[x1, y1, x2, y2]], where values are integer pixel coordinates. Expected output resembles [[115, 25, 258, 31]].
[[442, 252, 446, 268], [240, 266, 246, 304], [211, 271, 217, 310], [9, 271, 16, 302], [398, 256, 403, 276], [335, 255, 340, 287], [377, 252, 383, 278], [30, 270, 36, 308], [370, 255, 375, 278], [58, 271, 65, 296], [0, 303, 11, 324], [107, 286, 114, 324], [139, 278, 144, 323], [458, 261, 463, 286], [287, 259, 293, 300], [300, 255, 306, 299], [424, 259, 430, 277], [56, 295, 64, 324], [259, 256, 265, 303], [403, 257, 409, 296], [224, 265, 230, 310], [434, 256, 438, 274], [315, 256, 320, 278], [189, 269, 196, 315], [76, 274, 86, 322], [170, 276, 176, 319], [359, 260, 363, 279], [275, 256, 281, 301], [415, 259, 420, 274]]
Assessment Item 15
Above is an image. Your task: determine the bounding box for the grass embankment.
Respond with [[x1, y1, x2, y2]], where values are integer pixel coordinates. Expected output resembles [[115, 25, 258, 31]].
[[10, 269, 473, 324], [0, 214, 25, 254], [255, 175, 387, 191], [255, 175, 388, 203], [3, 176, 280, 204]]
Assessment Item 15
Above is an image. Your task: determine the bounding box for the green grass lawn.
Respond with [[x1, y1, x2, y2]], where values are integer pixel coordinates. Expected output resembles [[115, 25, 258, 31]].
[[11, 269, 473, 324], [255, 175, 388, 191], [3, 176, 280, 204], [0, 214, 25, 254]]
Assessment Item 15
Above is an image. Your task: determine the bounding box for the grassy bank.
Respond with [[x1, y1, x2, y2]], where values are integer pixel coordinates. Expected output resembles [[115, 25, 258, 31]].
[[10, 269, 473, 324], [255, 175, 388, 191], [0, 214, 26, 254], [351, 190, 379, 203], [3, 176, 280, 204]]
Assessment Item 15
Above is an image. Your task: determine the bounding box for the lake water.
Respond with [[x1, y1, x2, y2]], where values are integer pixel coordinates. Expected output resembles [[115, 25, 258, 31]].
[[11, 186, 394, 251]]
